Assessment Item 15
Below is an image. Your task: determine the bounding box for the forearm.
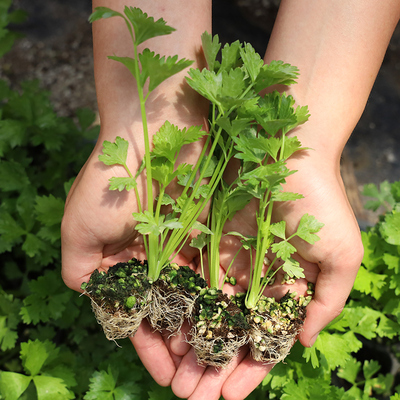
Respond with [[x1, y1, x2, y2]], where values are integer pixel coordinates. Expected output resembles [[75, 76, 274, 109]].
[[265, 0, 400, 161], [92, 0, 211, 139]]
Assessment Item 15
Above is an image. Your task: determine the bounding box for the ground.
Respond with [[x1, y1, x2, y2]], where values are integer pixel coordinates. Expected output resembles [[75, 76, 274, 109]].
[[1, 0, 400, 226]]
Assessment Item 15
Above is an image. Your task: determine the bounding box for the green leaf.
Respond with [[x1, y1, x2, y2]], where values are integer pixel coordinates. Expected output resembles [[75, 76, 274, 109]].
[[201, 32, 221, 72], [363, 359, 381, 380], [362, 181, 395, 211], [20, 270, 73, 324], [138, 49, 193, 92], [239, 42, 263, 82], [152, 121, 203, 163], [270, 190, 304, 202], [35, 194, 65, 227], [0, 160, 30, 191], [380, 207, 400, 245], [271, 241, 297, 261], [313, 331, 362, 370], [352, 265, 387, 300], [190, 231, 210, 250], [337, 357, 361, 385], [85, 366, 140, 400], [281, 257, 305, 279], [221, 68, 246, 98], [270, 221, 286, 240], [123, 6, 175, 45], [0, 289, 21, 351], [254, 60, 299, 93], [186, 68, 222, 105], [220, 40, 242, 72], [0, 371, 31, 400], [0, 119, 26, 156], [33, 375, 74, 400], [22, 233, 48, 258], [98, 137, 128, 166], [89, 7, 124, 23], [20, 339, 59, 376], [108, 177, 137, 192], [295, 213, 324, 244], [0, 209, 26, 244]]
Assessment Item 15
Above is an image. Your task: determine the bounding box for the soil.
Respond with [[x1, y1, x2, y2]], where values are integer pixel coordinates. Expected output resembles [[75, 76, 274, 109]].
[[2, 0, 399, 229]]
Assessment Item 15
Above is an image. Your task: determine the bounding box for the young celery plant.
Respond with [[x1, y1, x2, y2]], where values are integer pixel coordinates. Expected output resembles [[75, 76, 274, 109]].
[[90, 7, 199, 281], [227, 91, 324, 310], [193, 34, 315, 291]]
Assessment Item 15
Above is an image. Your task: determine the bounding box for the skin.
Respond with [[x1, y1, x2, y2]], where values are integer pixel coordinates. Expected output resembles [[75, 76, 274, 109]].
[[61, 1, 400, 399]]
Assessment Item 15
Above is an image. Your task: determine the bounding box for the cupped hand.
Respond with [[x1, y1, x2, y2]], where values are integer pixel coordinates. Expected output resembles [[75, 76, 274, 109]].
[[170, 147, 364, 400]]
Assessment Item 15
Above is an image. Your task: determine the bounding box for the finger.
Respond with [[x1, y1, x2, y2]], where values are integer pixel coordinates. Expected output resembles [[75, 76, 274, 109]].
[[187, 347, 248, 400], [222, 354, 275, 400], [169, 321, 192, 357], [130, 320, 176, 387], [163, 333, 184, 369], [298, 260, 359, 347], [171, 348, 207, 399]]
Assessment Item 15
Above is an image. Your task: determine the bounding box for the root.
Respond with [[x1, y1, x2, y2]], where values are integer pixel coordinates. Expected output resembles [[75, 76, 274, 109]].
[[90, 292, 150, 341], [187, 324, 248, 369], [147, 281, 196, 335], [248, 324, 297, 364]]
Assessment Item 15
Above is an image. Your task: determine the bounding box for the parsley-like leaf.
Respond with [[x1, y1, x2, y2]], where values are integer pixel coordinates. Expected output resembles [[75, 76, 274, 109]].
[[98, 137, 128, 166], [124, 6, 175, 45], [201, 32, 221, 72], [108, 177, 137, 192], [139, 49, 193, 92], [294, 213, 324, 244]]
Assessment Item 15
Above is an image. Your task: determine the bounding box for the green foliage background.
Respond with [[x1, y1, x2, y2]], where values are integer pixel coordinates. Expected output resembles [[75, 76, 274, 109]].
[[0, 1, 399, 398]]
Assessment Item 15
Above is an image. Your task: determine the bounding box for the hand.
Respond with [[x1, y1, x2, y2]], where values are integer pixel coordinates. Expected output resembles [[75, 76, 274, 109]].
[[170, 147, 363, 400]]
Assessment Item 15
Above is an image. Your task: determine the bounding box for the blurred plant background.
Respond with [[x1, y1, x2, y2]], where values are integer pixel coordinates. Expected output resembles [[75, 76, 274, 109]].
[[0, 0, 399, 398]]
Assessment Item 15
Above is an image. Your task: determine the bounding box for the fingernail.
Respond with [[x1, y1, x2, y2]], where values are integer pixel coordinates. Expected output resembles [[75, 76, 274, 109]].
[[309, 332, 319, 347]]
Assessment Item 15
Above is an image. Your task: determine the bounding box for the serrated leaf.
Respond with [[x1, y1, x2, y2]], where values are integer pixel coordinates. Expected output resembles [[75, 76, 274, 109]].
[[34, 375, 74, 400], [138, 49, 193, 92], [239, 42, 263, 82], [0, 209, 26, 243], [0, 119, 26, 156], [35, 194, 65, 227], [270, 221, 287, 240], [20, 270, 73, 324], [281, 257, 304, 278], [89, 7, 124, 23], [0, 160, 30, 191], [186, 68, 222, 105], [123, 6, 175, 45], [295, 213, 324, 244], [313, 331, 362, 370], [152, 121, 203, 163], [85, 366, 140, 400], [353, 265, 387, 300], [98, 137, 129, 166], [220, 40, 242, 72], [22, 233, 48, 258], [108, 177, 137, 192], [362, 181, 395, 211], [20, 339, 58, 376], [337, 357, 361, 385], [190, 231, 210, 250], [0, 371, 31, 400], [270, 190, 304, 202], [380, 208, 400, 245], [363, 359, 381, 380], [201, 32, 221, 72], [254, 60, 299, 92]]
